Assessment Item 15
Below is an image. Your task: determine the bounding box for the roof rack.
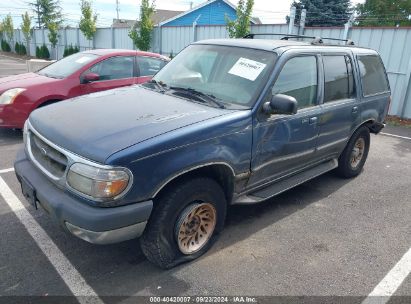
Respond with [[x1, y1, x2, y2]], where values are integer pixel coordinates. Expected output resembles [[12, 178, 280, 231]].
[[243, 33, 355, 46]]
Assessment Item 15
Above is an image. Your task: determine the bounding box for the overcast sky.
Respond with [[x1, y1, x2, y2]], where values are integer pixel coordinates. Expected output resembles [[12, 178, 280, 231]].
[[1, 0, 365, 28]]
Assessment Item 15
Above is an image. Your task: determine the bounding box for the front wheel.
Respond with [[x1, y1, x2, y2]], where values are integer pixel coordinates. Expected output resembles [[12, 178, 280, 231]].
[[336, 126, 370, 178], [140, 177, 227, 269]]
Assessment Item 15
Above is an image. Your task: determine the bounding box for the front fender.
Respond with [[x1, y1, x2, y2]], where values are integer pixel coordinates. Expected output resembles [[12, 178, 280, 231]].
[[108, 111, 253, 203], [32, 94, 67, 109]]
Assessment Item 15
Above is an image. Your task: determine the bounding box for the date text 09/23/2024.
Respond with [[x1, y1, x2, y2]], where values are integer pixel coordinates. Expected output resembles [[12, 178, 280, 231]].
[[149, 296, 257, 303]]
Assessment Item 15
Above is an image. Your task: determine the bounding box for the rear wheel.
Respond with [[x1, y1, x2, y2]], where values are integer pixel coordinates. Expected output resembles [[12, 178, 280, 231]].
[[336, 126, 370, 178], [140, 177, 226, 269]]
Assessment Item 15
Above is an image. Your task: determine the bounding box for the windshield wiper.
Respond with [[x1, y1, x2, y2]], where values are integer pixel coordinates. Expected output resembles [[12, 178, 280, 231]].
[[169, 86, 225, 109], [148, 79, 168, 93]]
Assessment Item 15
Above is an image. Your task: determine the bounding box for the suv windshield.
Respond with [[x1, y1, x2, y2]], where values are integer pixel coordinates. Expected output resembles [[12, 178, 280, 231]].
[[150, 44, 276, 108], [37, 53, 99, 78]]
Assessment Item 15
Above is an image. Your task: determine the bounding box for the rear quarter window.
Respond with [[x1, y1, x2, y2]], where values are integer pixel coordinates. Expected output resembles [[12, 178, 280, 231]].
[[357, 55, 389, 96]]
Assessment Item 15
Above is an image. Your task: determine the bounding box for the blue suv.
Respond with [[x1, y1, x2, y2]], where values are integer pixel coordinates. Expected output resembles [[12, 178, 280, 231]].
[[15, 36, 391, 268]]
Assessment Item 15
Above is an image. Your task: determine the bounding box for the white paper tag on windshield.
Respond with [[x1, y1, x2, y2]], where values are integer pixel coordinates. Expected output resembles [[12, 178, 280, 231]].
[[75, 56, 91, 64], [228, 57, 267, 81]]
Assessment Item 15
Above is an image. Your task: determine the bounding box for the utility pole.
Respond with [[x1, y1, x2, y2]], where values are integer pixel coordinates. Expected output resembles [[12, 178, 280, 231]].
[[116, 0, 120, 20], [288, 6, 296, 35], [299, 9, 307, 36], [343, 14, 355, 41]]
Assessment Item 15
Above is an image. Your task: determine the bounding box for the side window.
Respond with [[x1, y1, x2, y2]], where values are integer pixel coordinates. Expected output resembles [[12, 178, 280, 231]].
[[323, 55, 355, 102], [89, 56, 134, 81], [272, 56, 318, 109], [358, 55, 389, 96], [137, 57, 167, 77]]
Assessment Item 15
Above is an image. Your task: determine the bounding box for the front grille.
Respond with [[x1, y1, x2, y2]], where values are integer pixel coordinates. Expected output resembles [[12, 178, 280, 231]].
[[29, 132, 68, 178]]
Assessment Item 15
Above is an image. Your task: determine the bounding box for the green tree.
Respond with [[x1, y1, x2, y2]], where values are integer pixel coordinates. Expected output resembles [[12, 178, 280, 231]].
[[129, 0, 155, 51], [30, 0, 63, 28], [30, 0, 62, 58], [356, 0, 411, 26], [226, 0, 254, 38], [47, 21, 58, 48], [22, 12, 32, 56], [2, 15, 14, 42], [79, 0, 97, 45], [290, 0, 351, 26], [46, 21, 60, 60]]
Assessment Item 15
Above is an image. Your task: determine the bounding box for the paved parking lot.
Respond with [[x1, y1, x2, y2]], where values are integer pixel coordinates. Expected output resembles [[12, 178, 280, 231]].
[[0, 54, 27, 78], [1, 55, 411, 303]]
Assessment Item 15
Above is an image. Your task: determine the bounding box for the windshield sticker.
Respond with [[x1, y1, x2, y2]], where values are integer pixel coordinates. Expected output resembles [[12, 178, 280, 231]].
[[228, 58, 267, 81], [75, 56, 91, 64]]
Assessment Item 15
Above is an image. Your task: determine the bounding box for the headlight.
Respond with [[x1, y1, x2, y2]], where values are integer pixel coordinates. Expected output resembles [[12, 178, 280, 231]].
[[0, 88, 26, 105], [67, 163, 131, 201]]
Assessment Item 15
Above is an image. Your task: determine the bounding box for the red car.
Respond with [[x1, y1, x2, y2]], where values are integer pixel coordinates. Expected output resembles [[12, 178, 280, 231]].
[[0, 49, 169, 129]]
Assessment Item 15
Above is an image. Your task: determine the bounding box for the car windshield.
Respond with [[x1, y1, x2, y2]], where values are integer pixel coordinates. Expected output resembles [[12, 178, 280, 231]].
[[150, 44, 276, 108], [37, 53, 99, 78]]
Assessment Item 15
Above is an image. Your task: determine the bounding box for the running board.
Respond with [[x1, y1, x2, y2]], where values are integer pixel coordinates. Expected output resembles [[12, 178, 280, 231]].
[[233, 159, 338, 204]]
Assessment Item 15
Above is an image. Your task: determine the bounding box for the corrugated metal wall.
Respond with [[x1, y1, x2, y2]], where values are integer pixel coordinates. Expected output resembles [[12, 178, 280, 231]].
[[6, 24, 297, 58], [358, 28, 411, 118], [4, 24, 411, 118], [113, 28, 134, 49], [304, 27, 345, 39], [157, 24, 298, 56]]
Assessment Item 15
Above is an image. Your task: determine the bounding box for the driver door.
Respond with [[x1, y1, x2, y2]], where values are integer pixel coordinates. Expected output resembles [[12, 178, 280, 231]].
[[248, 54, 322, 187], [81, 56, 137, 94]]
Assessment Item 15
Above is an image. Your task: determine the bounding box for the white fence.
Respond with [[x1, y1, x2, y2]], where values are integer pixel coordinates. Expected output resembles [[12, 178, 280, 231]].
[[3, 24, 411, 119]]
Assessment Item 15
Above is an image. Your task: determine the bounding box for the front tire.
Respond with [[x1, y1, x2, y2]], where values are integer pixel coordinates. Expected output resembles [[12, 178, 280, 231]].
[[336, 126, 370, 178], [140, 177, 227, 269]]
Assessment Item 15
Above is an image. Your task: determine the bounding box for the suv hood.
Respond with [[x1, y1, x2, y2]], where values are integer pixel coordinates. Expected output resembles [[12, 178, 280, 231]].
[[29, 86, 233, 163], [0, 72, 58, 92]]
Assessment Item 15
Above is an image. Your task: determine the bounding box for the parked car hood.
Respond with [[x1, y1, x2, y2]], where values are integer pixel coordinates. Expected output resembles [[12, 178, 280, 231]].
[[0, 72, 58, 92], [29, 86, 234, 163]]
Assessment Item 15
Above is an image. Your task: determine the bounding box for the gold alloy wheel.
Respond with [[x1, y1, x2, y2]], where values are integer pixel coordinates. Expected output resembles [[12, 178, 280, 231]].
[[350, 137, 365, 169], [176, 202, 217, 255]]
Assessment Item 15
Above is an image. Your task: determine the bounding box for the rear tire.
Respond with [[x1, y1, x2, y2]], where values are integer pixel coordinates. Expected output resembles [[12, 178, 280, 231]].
[[140, 177, 227, 269], [336, 126, 370, 178]]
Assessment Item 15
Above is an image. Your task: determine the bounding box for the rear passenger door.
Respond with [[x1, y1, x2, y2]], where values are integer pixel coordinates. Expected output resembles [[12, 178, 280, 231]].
[[136, 56, 168, 84], [316, 53, 360, 159]]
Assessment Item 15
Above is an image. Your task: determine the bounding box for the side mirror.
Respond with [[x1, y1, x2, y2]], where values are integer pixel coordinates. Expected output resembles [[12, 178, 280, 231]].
[[82, 72, 100, 83], [263, 94, 298, 115]]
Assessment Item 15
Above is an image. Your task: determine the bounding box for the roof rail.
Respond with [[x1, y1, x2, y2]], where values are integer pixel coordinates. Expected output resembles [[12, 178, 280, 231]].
[[243, 33, 355, 46]]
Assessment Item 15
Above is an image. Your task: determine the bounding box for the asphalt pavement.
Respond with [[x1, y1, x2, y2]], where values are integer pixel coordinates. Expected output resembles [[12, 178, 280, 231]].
[[0, 54, 27, 78], [0, 54, 411, 304]]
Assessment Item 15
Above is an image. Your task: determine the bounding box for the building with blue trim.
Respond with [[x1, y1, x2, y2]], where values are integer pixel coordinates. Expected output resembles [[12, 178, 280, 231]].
[[160, 0, 260, 26]]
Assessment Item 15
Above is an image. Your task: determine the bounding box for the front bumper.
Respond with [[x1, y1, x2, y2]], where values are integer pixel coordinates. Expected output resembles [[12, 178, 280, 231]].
[[14, 149, 153, 244], [369, 121, 385, 134], [0, 104, 24, 129]]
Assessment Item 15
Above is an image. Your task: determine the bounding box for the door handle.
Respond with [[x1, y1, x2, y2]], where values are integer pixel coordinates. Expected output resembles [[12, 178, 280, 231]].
[[309, 117, 318, 124], [352, 106, 358, 114]]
